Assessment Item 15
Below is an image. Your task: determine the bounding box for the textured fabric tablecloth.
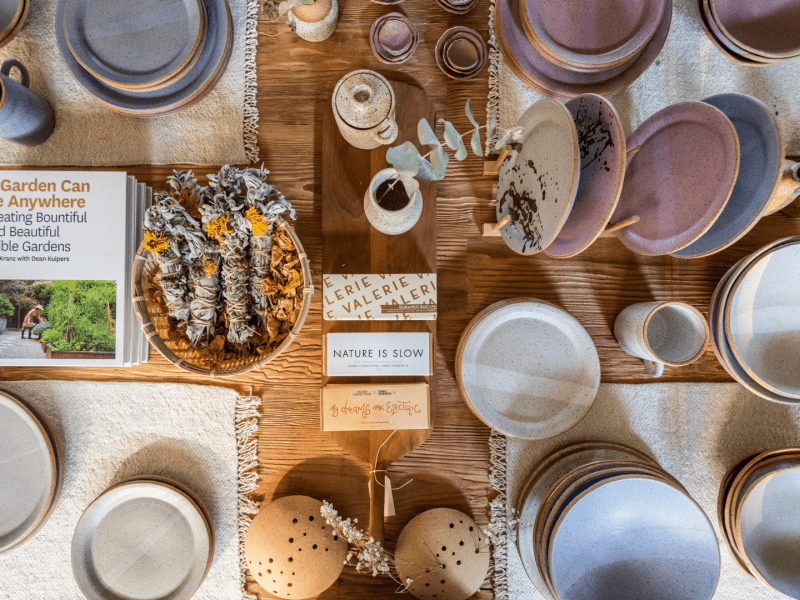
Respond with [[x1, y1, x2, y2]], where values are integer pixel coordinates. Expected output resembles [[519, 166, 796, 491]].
[[0, 381, 261, 600], [489, 383, 800, 600], [0, 0, 259, 165], [487, 0, 800, 155]]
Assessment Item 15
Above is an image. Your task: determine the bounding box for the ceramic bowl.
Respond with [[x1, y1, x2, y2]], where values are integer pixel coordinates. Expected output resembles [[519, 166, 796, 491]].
[[708, 0, 800, 60], [369, 13, 418, 64], [444, 37, 481, 71], [434, 27, 487, 79], [549, 476, 720, 600], [437, 0, 478, 15]]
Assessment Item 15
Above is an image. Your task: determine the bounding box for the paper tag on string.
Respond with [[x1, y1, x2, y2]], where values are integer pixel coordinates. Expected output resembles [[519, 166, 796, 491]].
[[384, 476, 396, 517]]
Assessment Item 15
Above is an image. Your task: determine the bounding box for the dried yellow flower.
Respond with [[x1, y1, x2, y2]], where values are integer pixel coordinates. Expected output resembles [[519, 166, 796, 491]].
[[245, 207, 271, 237], [203, 259, 218, 276], [280, 269, 301, 294], [205, 215, 232, 245], [143, 230, 169, 253], [174, 188, 201, 219]]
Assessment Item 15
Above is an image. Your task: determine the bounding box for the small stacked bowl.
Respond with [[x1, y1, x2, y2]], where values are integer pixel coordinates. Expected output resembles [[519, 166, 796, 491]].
[[0, 0, 28, 49], [370, 13, 418, 64], [435, 27, 487, 80], [0, 387, 63, 554], [695, 0, 800, 65], [56, 0, 233, 117], [516, 441, 720, 600], [709, 236, 800, 404], [72, 475, 214, 600], [719, 448, 800, 597], [495, 0, 672, 99], [438, 0, 478, 15]]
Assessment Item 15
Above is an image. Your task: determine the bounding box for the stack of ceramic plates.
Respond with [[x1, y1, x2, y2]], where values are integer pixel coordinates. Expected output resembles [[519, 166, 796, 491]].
[[609, 101, 740, 256], [719, 448, 800, 597], [0, 0, 28, 49], [709, 237, 800, 404], [55, 0, 233, 117], [370, 13, 418, 65], [435, 27, 487, 80], [695, 0, 800, 65], [495, 0, 671, 99], [438, 0, 478, 16], [456, 298, 600, 440], [516, 442, 721, 600], [0, 387, 63, 554], [72, 475, 214, 600]]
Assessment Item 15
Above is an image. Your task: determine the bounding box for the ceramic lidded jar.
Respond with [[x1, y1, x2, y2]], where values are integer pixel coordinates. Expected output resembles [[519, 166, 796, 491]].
[[332, 69, 398, 150], [288, 0, 338, 42], [364, 168, 422, 235]]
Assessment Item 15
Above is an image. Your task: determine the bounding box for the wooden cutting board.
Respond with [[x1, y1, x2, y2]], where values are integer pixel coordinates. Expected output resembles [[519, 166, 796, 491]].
[[321, 81, 437, 545]]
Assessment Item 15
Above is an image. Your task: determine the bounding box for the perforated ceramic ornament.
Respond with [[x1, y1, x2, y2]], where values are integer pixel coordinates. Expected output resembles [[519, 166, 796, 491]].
[[245, 496, 348, 599], [395, 508, 490, 600]]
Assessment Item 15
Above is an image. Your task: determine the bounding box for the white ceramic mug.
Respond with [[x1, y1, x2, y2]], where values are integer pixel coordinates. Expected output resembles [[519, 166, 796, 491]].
[[287, 0, 338, 42], [364, 168, 422, 235], [332, 70, 398, 150], [614, 301, 709, 377]]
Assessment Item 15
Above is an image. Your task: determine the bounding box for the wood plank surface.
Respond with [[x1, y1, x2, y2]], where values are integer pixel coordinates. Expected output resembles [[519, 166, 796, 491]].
[[1, 0, 799, 598]]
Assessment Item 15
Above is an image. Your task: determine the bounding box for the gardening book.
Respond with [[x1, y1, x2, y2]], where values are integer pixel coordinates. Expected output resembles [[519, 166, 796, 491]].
[[0, 171, 149, 367]]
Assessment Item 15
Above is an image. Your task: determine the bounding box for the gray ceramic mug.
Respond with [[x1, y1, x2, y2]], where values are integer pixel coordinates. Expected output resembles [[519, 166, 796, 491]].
[[0, 59, 55, 146]]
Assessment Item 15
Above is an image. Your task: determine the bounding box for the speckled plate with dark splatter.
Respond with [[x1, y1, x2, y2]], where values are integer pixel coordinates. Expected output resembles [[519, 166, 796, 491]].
[[610, 101, 740, 256], [496, 98, 580, 256], [546, 94, 626, 259]]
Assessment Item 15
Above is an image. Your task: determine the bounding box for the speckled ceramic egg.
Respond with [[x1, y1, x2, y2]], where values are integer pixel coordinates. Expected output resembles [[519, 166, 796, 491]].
[[395, 508, 491, 600], [245, 496, 348, 599]]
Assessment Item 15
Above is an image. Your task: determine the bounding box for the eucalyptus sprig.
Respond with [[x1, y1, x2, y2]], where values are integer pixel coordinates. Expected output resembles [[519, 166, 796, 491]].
[[384, 100, 524, 188]]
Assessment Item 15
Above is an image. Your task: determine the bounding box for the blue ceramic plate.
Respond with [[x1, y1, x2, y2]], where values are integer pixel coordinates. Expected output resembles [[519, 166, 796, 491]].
[[673, 94, 783, 258]]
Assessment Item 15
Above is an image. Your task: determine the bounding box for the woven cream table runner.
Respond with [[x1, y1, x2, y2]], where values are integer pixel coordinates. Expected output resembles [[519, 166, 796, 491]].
[[487, 0, 800, 154], [0, 381, 261, 600], [490, 382, 800, 600], [0, 0, 258, 166]]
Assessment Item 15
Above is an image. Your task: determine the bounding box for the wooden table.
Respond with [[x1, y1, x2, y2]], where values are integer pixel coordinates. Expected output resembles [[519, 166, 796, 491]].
[[2, 1, 799, 598]]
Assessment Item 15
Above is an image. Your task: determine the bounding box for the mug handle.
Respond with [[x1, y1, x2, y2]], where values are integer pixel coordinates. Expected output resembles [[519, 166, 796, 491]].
[[372, 117, 398, 145], [643, 359, 664, 378], [1, 59, 30, 88]]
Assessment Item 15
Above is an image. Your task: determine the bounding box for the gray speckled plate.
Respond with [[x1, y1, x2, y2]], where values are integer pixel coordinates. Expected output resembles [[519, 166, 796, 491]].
[[496, 99, 580, 256], [456, 298, 600, 439], [0, 390, 57, 554], [63, 0, 205, 89], [72, 480, 212, 600], [56, 0, 231, 115]]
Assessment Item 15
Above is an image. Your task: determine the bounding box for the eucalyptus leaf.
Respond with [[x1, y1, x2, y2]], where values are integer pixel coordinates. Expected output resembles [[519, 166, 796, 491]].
[[416, 146, 448, 181], [386, 141, 422, 177], [487, 110, 498, 139], [465, 99, 479, 129], [494, 131, 512, 151], [471, 130, 483, 157], [443, 121, 461, 151], [417, 119, 440, 148], [454, 136, 468, 161]]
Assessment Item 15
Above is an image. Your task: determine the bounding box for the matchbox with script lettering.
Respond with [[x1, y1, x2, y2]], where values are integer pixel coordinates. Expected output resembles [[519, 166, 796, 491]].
[[323, 273, 437, 321], [324, 332, 433, 377], [321, 384, 431, 431]]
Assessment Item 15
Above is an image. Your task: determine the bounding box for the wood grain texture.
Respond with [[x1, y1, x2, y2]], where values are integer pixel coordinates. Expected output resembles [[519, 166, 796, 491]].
[[1, 0, 799, 598], [322, 81, 437, 547]]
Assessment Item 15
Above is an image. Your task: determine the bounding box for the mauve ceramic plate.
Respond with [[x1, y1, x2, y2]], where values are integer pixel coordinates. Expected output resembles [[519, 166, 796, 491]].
[[709, 0, 800, 59], [56, 0, 231, 115], [0, 0, 23, 40], [520, 0, 666, 70], [545, 94, 626, 258], [702, 0, 779, 64], [63, 0, 205, 89], [610, 102, 739, 255], [692, 0, 764, 65], [496, 99, 579, 255], [72, 480, 212, 600], [0, 391, 57, 554], [549, 477, 720, 600], [726, 242, 800, 399], [495, 0, 672, 100], [673, 94, 783, 258], [456, 298, 600, 440]]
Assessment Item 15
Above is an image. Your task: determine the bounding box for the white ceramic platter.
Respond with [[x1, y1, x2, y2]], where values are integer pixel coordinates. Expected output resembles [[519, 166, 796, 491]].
[[496, 99, 580, 255], [549, 477, 720, 600], [457, 298, 600, 439], [726, 242, 800, 399], [56, 0, 231, 115], [63, 0, 205, 89], [0, 391, 57, 553], [72, 481, 212, 600]]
